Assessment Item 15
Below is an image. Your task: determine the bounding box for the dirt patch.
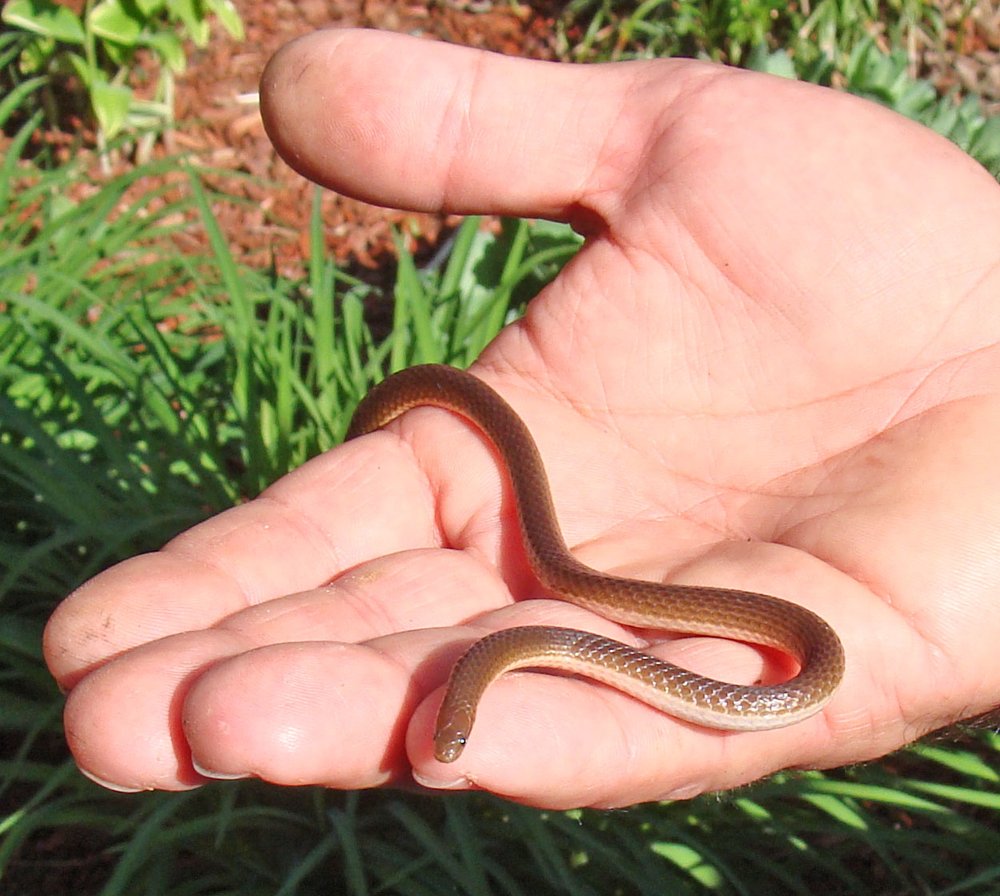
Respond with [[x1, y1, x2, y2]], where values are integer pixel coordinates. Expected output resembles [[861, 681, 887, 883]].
[[167, 0, 562, 278]]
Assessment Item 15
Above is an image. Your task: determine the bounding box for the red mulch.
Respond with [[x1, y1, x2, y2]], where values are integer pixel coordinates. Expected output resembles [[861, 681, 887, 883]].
[[168, 0, 562, 277]]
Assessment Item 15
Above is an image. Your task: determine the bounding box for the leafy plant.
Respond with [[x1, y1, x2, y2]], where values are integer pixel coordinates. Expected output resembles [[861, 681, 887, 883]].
[[1, 0, 243, 149], [555, 0, 949, 75], [556, 0, 800, 64], [842, 36, 1000, 176], [749, 37, 1000, 179], [795, 0, 945, 73], [558, 0, 998, 180]]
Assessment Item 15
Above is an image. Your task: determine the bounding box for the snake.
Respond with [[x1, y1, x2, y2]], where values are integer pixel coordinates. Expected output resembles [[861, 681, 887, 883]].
[[346, 364, 845, 763]]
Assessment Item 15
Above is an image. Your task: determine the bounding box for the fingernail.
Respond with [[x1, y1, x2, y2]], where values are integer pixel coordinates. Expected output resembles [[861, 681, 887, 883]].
[[77, 766, 147, 793], [191, 758, 252, 781], [412, 770, 470, 790]]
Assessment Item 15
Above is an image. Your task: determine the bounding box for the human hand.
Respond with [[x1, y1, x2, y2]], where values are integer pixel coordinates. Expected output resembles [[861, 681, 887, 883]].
[[44, 29, 1000, 809]]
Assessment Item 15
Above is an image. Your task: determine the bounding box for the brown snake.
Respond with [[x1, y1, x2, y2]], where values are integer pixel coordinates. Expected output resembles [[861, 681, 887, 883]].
[[346, 364, 845, 763]]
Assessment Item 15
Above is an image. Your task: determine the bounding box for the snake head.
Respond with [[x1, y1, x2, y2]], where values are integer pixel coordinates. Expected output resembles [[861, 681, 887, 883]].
[[433, 701, 476, 763]]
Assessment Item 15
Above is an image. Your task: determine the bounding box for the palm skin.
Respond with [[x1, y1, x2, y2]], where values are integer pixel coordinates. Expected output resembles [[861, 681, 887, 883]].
[[43, 29, 1000, 809]]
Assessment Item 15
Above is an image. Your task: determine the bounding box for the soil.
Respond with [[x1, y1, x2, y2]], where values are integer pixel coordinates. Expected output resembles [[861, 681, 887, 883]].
[[165, 0, 564, 278]]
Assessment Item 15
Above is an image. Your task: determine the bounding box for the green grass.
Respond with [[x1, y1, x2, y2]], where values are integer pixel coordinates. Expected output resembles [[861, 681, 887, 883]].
[[3, 14, 1000, 896], [556, 0, 946, 68], [557, 0, 1000, 178]]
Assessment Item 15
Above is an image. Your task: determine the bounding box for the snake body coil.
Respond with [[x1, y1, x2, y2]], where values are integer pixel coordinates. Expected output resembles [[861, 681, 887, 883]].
[[347, 364, 845, 762]]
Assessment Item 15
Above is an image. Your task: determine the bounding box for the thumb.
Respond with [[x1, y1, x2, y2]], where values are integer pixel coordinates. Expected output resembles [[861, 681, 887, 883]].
[[258, 28, 649, 221]]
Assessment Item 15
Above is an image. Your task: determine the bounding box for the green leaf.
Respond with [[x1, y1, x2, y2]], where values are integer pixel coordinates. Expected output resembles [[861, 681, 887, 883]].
[[0, 76, 46, 129], [17, 35, 57, 74], [746, 45, 797, 79], [1, 0, 85, 43], [169, 0, 210, 46], [87, 0, 144, 46], [144, 31, 186, 73], [66, 50, 95, 88], [207, 0, 244, 39], [90, 78, 133, 138], [135, 0, 166, 15]]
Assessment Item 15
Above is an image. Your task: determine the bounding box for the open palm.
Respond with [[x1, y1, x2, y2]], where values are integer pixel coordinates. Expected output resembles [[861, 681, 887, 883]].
[[44, 29, 1000, 809]]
